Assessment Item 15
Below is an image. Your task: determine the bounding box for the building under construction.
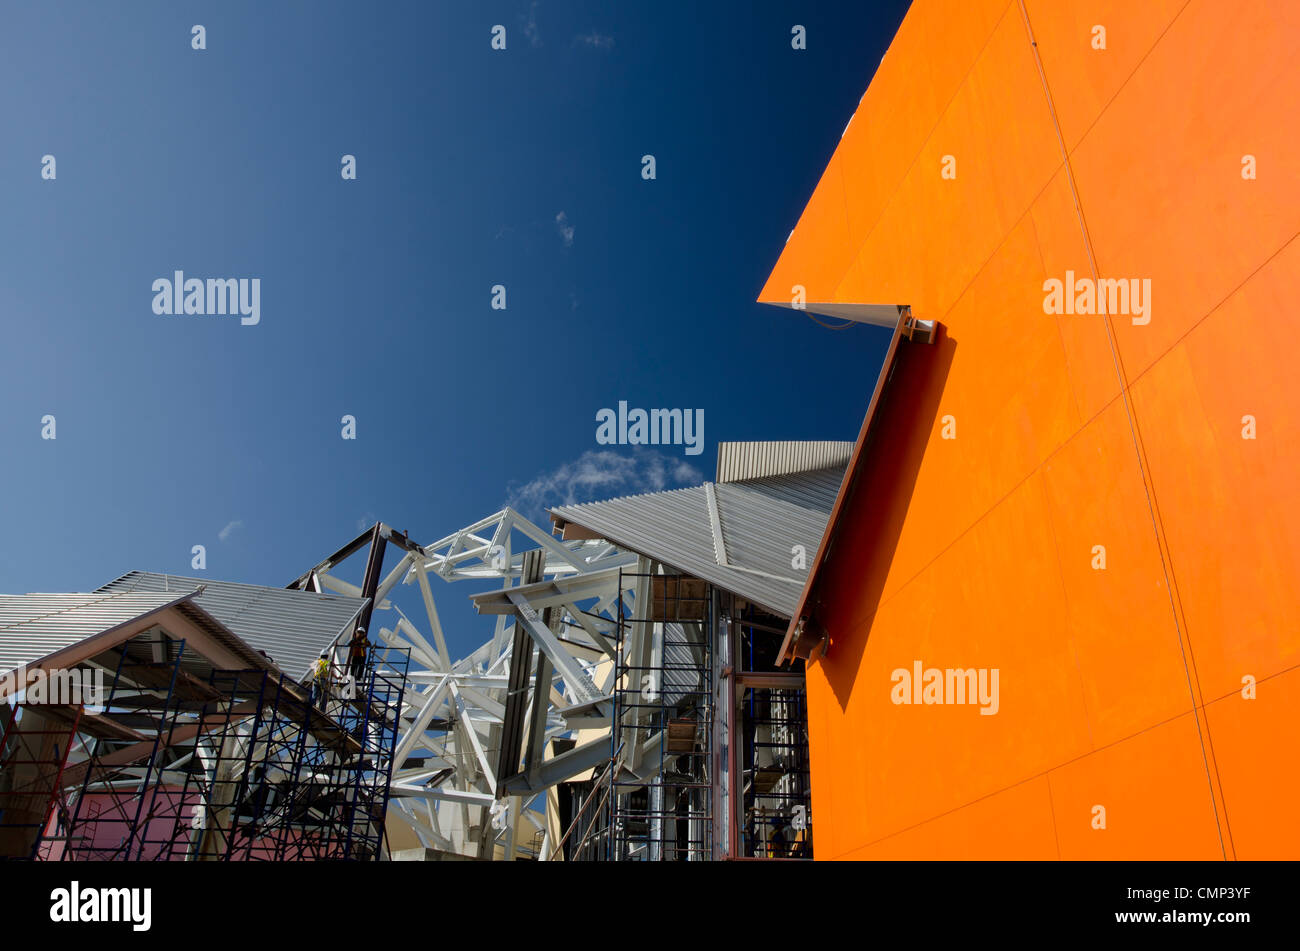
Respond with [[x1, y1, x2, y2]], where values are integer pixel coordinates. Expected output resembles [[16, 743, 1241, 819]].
[[0, 577, 407, 861], [9, 0, 1291, 865], [1, 442, 836, 861]]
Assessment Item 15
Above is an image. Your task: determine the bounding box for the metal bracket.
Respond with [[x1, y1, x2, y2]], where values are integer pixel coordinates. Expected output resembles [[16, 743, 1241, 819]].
[[901, 307, 937, 344]]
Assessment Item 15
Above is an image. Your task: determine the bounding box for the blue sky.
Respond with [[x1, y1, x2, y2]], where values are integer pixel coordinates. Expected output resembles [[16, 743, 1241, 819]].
[[0, 0, 908, 655]]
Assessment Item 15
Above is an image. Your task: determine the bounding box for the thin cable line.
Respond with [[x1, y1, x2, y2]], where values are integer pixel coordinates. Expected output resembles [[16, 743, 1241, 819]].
[[1016, 0, 1227, 860]]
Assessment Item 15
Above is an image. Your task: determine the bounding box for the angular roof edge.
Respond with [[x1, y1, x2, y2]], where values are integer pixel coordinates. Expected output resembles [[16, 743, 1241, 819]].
[[776, 313, 938, 663], [550, 466, 845, 619], [97, 571, 367, 681], [0, 588, 280, 680]]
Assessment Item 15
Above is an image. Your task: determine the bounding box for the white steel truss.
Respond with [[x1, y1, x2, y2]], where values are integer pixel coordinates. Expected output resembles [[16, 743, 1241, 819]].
[[293, 509, 648, 860]]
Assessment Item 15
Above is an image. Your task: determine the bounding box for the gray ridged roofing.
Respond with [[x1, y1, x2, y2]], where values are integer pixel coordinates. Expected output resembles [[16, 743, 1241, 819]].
[[550, 466, 845, 618], [0, 590, 197, 676], [715, 441, 854, 484], [662, 623, 704, 706], [97, 572, 368, 682]]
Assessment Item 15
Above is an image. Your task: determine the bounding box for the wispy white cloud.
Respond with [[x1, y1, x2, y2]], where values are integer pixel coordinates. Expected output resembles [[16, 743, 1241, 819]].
[[671, 460, 699, 483], [521, 2, 541, 47], [218, 520, 243, 543], [356, 512, 377, 532], [505, 449, 702, 518], [554, 211, 574, 248], [574, 30, 614, 50]]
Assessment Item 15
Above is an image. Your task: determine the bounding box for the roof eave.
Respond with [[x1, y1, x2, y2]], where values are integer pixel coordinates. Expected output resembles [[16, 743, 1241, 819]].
[[540, 515, 796, 619], [775, 308, 937, 664]]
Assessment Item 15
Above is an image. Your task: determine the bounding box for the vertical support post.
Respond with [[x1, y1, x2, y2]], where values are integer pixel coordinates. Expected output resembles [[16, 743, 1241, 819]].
[[355, 524, 389, 643], [495, 550, 542, 787], [712, 592, 735, 860], [484, 549, 546, 857]]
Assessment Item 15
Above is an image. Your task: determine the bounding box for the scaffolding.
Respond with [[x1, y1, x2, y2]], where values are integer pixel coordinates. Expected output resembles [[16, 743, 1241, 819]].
[[607, 570, 713, 861], [42, 632, 408, 862], [57, 632, 191, 860], [740, 685, 812, 858], [553, 763, 614, 861], [487, 576, 818, 863], [269, 647, 409, 861], [731, 606, 814, 859], [0, 698, 81, 860]]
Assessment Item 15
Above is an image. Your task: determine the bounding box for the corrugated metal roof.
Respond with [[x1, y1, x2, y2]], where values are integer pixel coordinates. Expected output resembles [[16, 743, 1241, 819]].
[[550, 466, 845, 618], [0, 590, 197, 676], [97, 572, 368, 682], [662, 623, 703, 706], [715, 441, 854, 483]]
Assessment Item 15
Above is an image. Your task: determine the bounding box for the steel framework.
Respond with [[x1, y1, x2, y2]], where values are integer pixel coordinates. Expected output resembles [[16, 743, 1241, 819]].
[[608, 570, 714, 861], [292, 508, 818, 861], [27, 631, 407, 862], [290, 512, 645, 859]]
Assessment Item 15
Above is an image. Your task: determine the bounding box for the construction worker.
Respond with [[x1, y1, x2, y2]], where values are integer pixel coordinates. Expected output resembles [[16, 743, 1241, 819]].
[[311, 652, 330, 709], [348, 627, 370, 684]]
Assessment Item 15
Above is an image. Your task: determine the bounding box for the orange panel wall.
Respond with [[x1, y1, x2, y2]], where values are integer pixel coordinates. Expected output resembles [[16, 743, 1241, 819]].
[[763, 0, 1300, 859]]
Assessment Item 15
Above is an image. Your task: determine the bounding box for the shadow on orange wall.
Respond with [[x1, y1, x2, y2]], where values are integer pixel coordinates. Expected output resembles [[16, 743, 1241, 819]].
[[817, 325, 955, 713]]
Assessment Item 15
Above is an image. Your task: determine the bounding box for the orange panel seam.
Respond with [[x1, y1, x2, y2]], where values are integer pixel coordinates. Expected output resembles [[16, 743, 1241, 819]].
[[1105, 230, 1299, 396], [834, 366, 1154, 639], [835, 274, 1300, 645], [1057, 0, 1195, 157], [839, 660, 1300, 860], [829, 671, 1289, 860], [1200, 660, 1300, 710], [831, 0, 1018, 301], [1026, 176, 1086, 430], [1045, 771, 1062, 859], [837, 654, 1300, 857], [1016, 0, 1228, 860]]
